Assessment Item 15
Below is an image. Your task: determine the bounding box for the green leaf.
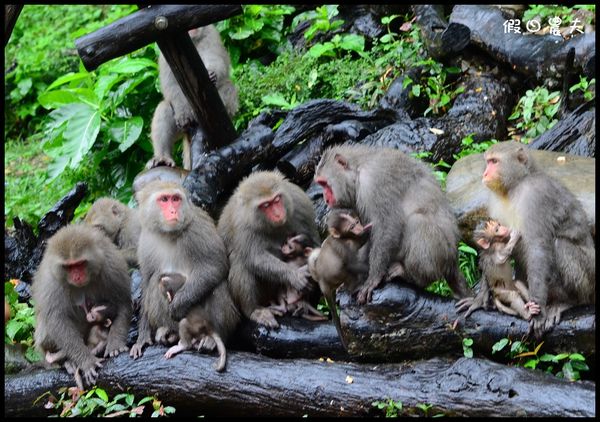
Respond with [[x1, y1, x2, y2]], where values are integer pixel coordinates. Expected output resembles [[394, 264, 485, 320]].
[[458, 244, 477, 255], [104, 58, 157, 74], [492, 338, 509, 354], [261, 93, 291, 109], [5, 319, 22, 340], [561, 362, 577, 381], [523, 359, 538, 369], [411, 84, 421, 97], [38, 88, 98, 109], [539, 353, 555, 362], [46, 71, 89, 91], [463, 348, 473, 358], [554, 353, 570, 361], [339, 34, 365, 52], [462, 338, 473, 347], [163, 406, 176, 414], [109, 117, 143, 152], [307, 42, 335, 58], [137, 396, 154, 406], [568, 353, 586, 361], [95, 388, 109, 402]]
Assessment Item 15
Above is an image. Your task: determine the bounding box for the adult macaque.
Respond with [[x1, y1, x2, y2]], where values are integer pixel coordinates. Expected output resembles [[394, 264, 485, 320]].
[[84, 198, 141, 267], [482, 141, 595, 337], [45, 304, 116, 364], [32, 225, 132, 389], [131, 180, 232, 359], [159, 273, 239, 372], [456, 220, 540, 320], [314, 145, 470, 304], [147, 24, 239, 170], [218, 171, 321, 329], [307, 209, 372, 349], [271, 234, 326, 322]]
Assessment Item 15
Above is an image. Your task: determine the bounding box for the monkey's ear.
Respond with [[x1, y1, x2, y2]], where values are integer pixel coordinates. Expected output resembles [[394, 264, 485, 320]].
[[516, 147, 528, 165], [334, 154, 348, 169], [328, 227, 341, 238], [304, 247, 313, 257], [476, 238, 490, 250]]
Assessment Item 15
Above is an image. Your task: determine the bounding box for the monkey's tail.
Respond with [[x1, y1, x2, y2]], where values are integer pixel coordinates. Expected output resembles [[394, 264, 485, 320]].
[[212, 332, 227, 372], [325, 292, 348, 350]]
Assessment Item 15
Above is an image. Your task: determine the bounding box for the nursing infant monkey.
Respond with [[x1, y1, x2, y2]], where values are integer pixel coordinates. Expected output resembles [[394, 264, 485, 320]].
[[456, 219, 540, 320]]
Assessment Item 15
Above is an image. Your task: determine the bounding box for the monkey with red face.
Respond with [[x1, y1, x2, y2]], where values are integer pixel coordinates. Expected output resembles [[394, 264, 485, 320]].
[[481, 141, 595, 337], [131, 180, 238, 360], [32, 224, 132, 389], [218, 171, 321, 329]]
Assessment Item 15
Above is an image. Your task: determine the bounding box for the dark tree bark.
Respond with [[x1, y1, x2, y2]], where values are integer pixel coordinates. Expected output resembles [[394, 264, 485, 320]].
[[4, 4, 23, 46], [412, 4, 471, 60], [4, 348, 594, 417]]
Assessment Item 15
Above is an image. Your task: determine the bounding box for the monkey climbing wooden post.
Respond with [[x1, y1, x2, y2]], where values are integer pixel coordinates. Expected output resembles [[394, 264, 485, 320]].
[[75, 5, 241, 157]]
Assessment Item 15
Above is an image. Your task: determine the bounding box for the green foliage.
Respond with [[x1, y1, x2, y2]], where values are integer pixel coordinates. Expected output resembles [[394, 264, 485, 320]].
[[402, 59, 465, 116], [307, 33, 366, 59], [462, 337, 474, 358], [492, 338, 589, 381], [292, 5, 344, 42], [569, 76, 595, 102], [458, 242, 480, 288], [5, 5, 137, 142], [37, 386, 175, 417], [508, 87, 561, 144], [5, 281, 40, 362], [453, 134, 498, 160], [372, 398, 403, 417], [38, 49, 160, 203], [217, 4, 296, 66], [523, 4, 595, 26]]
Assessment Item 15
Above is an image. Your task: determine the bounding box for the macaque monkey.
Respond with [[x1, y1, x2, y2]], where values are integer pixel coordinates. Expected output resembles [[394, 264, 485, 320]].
[[84, 197, 141, 267], [147, 24, 239, 170], [271, 234, 326, 321], [45, 303, 116, 364], [131, 180, 234, 359], [456, 220, 540, 320], [482, 141, 595, 337], [307, 209, 372, 349], [32, 224, 132, 389], [218, 171, 321, 329], [314, 145, 470, 304], [158, 273, 239, 372]]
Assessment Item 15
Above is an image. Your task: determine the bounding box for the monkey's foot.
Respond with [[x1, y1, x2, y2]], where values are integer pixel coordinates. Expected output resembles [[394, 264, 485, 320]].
[[356, 277, 382, 304], [146, 156, 176, 170], [528, 308, 560, 339], [250, 308, 279, 328], [65, 358, 103, 390], [104, 341, 129, 358], [164, 344, 186, 359], [295, 301, 327, 321], [129, 343, 146, 360], [385, 263, 405, 281], [269, 303, 288, 315]]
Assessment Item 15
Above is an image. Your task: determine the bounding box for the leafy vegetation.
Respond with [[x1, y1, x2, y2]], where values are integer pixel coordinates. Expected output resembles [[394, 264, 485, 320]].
[[5, 281, 40, 362], [569, 76, 595, 102], [492, 338, 590, 381], [372, 398, 403, 417], [462, 337, 474, 358], [36, 386, 175, 417], [508, 87, 561, 144]]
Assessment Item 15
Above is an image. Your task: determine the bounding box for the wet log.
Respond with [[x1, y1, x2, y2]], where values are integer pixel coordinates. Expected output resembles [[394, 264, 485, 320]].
[[75, 5, 241, 71], [360, 72, 514, 164], [412, 5, 471, 60], [4, 4, 23, 46], [276, 109, 397, 186], [4, 182, 87, 284], [337, 282, 595, 367], [529, 100, 595, 157], [4, 347, 594, 417], [450, 5, 596, 87]]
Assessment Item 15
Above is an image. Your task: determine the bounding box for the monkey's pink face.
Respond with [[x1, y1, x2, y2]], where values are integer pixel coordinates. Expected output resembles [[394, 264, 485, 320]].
[[482, 155, 499, 187], [315, 177, 336, 207], [64, 259, 88, 287], [157, 193, 182, 224], [259, 194, 287, 226]]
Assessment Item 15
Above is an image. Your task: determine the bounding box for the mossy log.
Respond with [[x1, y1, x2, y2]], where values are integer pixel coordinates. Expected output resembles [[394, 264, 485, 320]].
[[4, 347, 594, 417]]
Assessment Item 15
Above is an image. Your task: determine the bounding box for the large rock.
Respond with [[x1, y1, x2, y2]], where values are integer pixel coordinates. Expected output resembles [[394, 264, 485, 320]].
[[446, 149, 595, 245]]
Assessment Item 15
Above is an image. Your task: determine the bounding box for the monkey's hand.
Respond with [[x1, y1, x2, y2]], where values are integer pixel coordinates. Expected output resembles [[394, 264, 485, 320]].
[[197, 335, 216, 352], [524, 301, 541, 319], [356, 276, 383, 304], [104, 338, 129, 358], [129, 341, 150, 360], [250, 307, 279, 328], [208, 69, 218, 85], [528, 307, 559, 339], [289, 268, 310, 291], [146, 155, 176, 170], [455, 295, 483, 318]]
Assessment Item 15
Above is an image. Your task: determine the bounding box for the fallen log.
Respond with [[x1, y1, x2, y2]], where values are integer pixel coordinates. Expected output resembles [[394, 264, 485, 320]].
[[4, 347, 594, 417], [412, 4, 471, 60], [529, 100, 595, 157], [450, 5, 596, 87], [337, 282, 595, 368]]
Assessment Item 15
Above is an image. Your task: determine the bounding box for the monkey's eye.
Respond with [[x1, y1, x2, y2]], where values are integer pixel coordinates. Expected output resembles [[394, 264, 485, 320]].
[[172, 195, 181, 203], [159, 195, 169, 202], [273, 195, 281, 203], [260, 202, 270, 209], [487, 158, 498, 165]]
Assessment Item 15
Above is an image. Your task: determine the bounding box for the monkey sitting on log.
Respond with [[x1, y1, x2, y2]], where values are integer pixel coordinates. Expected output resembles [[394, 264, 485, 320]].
[[158, 272, 239, 372], [314, 145, 471, 305], [32, 225, 132, 389], [270, 234, 327, 322], [307, 209, 372, 349], [131, 180, 235, 360], [456, 219, 540, 320], [217, 171, 321, 329], [147, 24, 239, 170], [45, 303, 116, 364], [481, 141, 595, 338], [84, 197, 141, 267]]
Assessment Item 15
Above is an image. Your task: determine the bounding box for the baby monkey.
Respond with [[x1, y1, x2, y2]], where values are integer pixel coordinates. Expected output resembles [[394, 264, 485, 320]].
[[456, 219, 540, 320], [158, 273, 228, 372], [270, 234, 327, 321], [45, 304, 115, 365], [307, 209, 372, 349]]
